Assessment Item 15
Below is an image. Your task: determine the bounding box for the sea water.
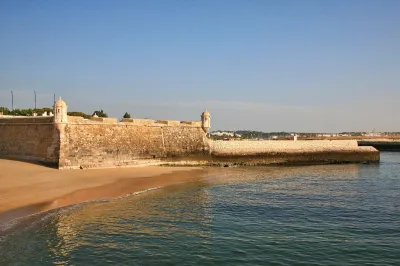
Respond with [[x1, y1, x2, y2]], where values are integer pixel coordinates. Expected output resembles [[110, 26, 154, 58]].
[[1, 153, 400, 265]]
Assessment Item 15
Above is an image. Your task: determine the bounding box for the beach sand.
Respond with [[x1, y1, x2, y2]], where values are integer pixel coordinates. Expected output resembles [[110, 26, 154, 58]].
[[0, 159, 208, 224]]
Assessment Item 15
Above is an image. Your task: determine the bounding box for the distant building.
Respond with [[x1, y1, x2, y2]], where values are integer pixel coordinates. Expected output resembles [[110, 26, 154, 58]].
[[365, 132, 382, 137], [211, 131, 235, 137]]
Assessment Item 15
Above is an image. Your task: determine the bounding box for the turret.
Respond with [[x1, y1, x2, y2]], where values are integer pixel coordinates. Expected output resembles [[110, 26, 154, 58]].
[[201, 109, 211, 133], [54, 97, 68, 124]]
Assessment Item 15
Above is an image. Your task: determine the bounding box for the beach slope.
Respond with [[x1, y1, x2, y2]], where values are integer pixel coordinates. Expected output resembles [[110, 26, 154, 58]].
[[0, 159, 205, 223]]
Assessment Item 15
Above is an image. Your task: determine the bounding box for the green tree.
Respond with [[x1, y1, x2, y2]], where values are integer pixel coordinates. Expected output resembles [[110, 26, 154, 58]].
[[68, 112, 91, 119], [0, 106, 52, 116], [0, 106, 10, 115], [123, 112, 131, 118], [92, 110, 108, 118]]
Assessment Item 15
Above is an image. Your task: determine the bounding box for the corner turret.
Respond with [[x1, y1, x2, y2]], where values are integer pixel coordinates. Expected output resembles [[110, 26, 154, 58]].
[[54, 97, 68, 124], [201, 109, 211, 133]]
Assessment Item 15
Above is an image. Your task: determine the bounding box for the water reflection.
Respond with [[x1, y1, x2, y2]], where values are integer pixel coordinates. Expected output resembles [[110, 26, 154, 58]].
[[47, 180, 213, 262]]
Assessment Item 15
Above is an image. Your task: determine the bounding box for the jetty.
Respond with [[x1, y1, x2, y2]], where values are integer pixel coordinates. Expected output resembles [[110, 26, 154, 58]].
[[209, 140, 378, 166]]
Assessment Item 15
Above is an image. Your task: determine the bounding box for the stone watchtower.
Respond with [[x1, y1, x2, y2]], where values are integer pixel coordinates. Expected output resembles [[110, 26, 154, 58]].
[[54, 97, 68, 131], [201, 109, 211, 133]]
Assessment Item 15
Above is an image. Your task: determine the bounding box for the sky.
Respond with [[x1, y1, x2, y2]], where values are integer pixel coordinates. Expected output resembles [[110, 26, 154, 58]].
[[0, 0, 399, 132]]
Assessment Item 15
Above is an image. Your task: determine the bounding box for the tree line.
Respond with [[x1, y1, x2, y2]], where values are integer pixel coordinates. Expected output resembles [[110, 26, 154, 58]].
[[0, 106, 132, 119], [0, 106, 53, 116]]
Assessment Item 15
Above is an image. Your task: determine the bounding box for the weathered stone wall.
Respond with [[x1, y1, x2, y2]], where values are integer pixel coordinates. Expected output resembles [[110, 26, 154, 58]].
[[162, 126, 209, 157], [0, 117, 59, 166], [59, 122, 209, 169]]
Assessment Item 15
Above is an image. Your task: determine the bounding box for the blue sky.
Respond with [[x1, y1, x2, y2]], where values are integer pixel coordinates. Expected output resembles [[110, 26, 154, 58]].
[[1, 0, 399, 132]]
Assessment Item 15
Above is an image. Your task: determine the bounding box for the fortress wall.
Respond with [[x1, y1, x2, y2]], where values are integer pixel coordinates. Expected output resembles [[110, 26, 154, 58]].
[[59, 123, 209, 169], [162, 126, 209, 157], [180, 121, 202, 127], [90, 117, 118, 123], [67, 116, 85, 122], [0, 116, 54, 124], [121, 118, 155, 125], [0, 117, 59, 166], [157, 120, 180, 126]]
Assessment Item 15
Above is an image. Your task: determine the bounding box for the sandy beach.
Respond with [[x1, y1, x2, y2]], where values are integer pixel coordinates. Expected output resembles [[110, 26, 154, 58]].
[[0, 159, 208, 224]]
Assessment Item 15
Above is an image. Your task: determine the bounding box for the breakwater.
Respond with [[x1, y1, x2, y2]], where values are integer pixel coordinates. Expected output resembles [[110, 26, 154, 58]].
[[207, 140, 379, 166]]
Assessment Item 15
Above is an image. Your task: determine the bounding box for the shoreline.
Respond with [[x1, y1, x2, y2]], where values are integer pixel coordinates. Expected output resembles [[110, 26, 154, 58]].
[[0, 159, 209, 225]]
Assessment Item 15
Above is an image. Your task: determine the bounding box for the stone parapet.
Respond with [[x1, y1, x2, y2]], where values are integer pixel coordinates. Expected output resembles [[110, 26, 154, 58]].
[[67, 116, 85, 122], [90, 117, 118, 123], [66, 117, 203, 127], [156, 120, 181, 126], [121, 118, 155, 125], [0, 116, 54, 124], [181, 121, 202, 127]]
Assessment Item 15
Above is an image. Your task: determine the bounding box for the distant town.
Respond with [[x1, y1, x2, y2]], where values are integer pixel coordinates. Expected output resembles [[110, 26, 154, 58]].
[[209, 130, 400, 140]]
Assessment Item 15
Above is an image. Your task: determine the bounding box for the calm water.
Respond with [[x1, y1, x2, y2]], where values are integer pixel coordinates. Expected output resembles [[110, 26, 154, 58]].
[[1, 153, 400, 265]]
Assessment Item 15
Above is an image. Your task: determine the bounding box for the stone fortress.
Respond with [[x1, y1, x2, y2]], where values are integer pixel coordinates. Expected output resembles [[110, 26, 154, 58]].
[[0, 98, 379, 169]]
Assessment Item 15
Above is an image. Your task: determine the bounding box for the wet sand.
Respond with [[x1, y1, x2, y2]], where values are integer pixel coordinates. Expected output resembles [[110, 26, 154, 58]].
[[0, 159, 208, 224]]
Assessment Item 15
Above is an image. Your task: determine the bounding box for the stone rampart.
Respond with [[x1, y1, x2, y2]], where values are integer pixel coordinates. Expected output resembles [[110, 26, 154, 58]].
[[0, 116, 54, 124], [0, 116, 59, 166], [66, 116, 85, 123], [157, 120, 180, 126], [90, 117, 118, 123], [121, 118, 155, 125], [59, 122, 209, 169]]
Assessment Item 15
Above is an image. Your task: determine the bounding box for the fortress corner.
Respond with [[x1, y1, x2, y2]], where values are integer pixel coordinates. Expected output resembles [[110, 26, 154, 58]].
[[201, 109, 211, 133]]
